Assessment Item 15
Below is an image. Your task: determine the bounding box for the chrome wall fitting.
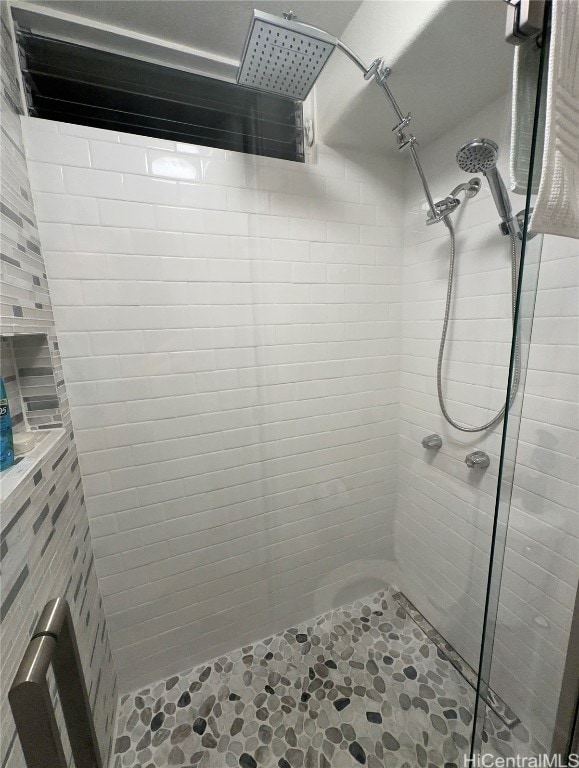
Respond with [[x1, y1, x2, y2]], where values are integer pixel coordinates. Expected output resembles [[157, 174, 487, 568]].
[[422, 434, 443, 449], [449, 178, 482, 199], [363, 56, 391, 85], [392, 114, 412, 133], [465, 451, 490, 469], [426, 197, 460, 225], [426, 178, 481, 226], [515, 208, 538, 239], [504, 0, 545, 45], [398, 134, 418, 151]]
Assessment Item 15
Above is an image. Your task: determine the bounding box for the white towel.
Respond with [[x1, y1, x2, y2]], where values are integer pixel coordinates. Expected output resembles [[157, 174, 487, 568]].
[[530, 0, 579, 240], [510, 37, 546, 195]]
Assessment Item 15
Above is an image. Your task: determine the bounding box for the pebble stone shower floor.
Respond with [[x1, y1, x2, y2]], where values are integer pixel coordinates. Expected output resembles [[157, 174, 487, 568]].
[[113, 590, 541, 768]]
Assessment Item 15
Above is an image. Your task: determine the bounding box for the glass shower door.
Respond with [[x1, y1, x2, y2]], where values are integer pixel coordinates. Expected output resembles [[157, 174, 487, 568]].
[[471, 6, 578, 762]]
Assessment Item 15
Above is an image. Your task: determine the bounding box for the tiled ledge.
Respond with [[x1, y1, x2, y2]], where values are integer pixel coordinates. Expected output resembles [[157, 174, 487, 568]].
[[0, 428, 66, 504]]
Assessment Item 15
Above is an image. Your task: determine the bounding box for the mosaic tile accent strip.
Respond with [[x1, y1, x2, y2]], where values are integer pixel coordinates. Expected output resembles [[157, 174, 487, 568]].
[[0, 5, 118, 766], [114, 590, 543, 768], [0, 12, 50, 335], [391, 591, 520, 729]]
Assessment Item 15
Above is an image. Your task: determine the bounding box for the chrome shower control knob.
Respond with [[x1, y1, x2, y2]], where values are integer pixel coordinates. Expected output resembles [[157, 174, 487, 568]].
[[421, 434, 442, 450], [465, 451, 490, 469]]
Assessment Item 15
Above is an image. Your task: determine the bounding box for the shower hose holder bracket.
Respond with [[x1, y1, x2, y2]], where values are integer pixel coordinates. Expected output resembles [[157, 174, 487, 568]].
[[364, 57, 391, 84], [502, 208, 537, 240], [392, 113, 412, 133], [426, 197, 460, 225]]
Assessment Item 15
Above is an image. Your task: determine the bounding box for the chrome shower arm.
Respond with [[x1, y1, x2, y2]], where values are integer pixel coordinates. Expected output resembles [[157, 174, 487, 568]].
[[237, 10, 440, 222], [332, 43, 440, 221], [335, 39, 371, 75], [373, 66, 438, 219]]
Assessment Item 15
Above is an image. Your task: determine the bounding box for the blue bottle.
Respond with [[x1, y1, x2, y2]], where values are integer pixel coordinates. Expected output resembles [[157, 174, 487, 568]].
[[0, 377, 14, 471]]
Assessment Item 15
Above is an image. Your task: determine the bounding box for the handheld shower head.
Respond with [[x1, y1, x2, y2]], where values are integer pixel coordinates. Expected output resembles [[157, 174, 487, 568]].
[[456, 138, 516, 234], [456, 137, 499, 174]]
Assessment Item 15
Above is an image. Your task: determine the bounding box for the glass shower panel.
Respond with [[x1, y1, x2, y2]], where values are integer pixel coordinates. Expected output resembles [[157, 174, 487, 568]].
[[471, 8, 578, 762], [394, 111, 527, 768]]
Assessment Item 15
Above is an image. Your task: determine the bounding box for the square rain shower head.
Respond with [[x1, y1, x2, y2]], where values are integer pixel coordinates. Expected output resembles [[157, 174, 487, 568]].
[[237, 10, 337, 101]]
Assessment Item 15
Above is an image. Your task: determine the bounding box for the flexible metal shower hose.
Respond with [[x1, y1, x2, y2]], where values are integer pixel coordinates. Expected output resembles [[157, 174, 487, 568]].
[[436, 218, 521, 432]]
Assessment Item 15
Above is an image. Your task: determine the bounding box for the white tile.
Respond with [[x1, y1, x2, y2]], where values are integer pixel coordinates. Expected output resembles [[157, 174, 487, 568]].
[[291, 263, 326, 283], [37, 222, 75, 251], [124, 174, 179, 205], [227, 188, 270, 214], [160, 257, 208, 282], [74, 225, 132, 253], [107, 254, 162, 281], [327, 264, 360, 284], [289, 217, 326, 242], [327, 221, 359, 244], [98, 200, 155, 228], [47, 279, 85, 306], [325, 178, 360, 203], [34, 192, 99, 225], [23, 129, 91, 166], [148, 149, 202, 180], [46, 251, 109, 280], [201, 158, 246, 187], [178, 182, 226, 210], [204, 210, 248, 236], [26, 162, 66, 193], [90, 141, 147, 174], [183, 234, 231, 259], [131, 229, 184, 257], [154, 206, 204, 233], [207, 259, 251, 283], [63, 166, 124, 199], [249, 215, 290, 239], [91, 331, 145, 356]]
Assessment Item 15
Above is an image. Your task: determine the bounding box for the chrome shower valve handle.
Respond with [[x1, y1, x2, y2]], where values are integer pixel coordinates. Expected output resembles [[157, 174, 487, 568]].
[[422, 434, 443, 449], [465, 451, 490, 469]]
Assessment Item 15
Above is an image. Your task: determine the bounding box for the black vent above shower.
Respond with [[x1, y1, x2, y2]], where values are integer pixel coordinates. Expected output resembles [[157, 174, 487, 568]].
[[16, 30, 305, 162]]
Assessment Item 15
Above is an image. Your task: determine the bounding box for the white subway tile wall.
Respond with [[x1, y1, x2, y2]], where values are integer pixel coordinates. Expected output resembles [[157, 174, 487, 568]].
[[22, 116, 406, 693], [22, 94, 577, 750], [397, 95, 578, 748]]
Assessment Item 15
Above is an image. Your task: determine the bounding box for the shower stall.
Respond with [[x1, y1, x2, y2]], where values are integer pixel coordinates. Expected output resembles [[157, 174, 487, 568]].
[[3, 0, 577, 767]]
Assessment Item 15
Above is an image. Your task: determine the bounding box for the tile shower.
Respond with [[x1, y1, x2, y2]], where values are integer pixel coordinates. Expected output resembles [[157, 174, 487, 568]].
[[1, 2, 577, 767], [18, 96, 578, 759]]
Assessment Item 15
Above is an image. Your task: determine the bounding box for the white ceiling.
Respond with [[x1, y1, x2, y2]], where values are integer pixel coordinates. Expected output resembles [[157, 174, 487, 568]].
[[15, 0, 513, 154], [24, 0, 362, 60], [317, 0, 514, 153]]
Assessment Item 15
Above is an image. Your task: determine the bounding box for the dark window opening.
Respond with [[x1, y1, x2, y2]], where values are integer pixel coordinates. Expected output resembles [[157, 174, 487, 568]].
[[17, 30, 304, 162]]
